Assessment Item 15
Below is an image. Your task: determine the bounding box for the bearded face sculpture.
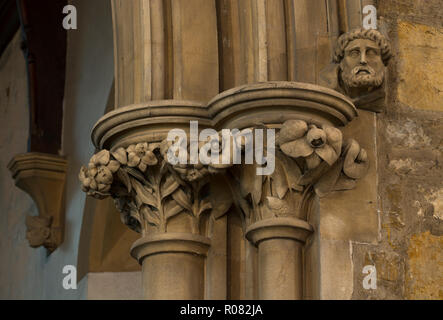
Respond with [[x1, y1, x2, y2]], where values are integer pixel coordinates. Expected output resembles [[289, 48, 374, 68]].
[[340, 38, 385, 91], [320, 29, 392, 113]]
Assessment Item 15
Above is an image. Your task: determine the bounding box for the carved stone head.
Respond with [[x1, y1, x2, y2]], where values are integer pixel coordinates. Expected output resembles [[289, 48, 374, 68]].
[[320, 28, 392, 112], [334, 28, 391, 97]]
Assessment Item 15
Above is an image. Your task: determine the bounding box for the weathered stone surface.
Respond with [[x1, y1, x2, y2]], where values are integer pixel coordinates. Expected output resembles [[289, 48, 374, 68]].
[[406, 231, 443, 300], [351, 244, 405, 300], [397, 21, 443, 111]]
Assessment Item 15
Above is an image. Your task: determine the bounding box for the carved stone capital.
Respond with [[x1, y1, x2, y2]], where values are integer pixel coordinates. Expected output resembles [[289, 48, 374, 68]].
[[8, 153, 67, 251], [80, 83, 369, 242], [79, 143, 232, 238]]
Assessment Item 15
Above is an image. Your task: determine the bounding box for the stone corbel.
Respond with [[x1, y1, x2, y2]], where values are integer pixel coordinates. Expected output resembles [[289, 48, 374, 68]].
[[8, 153, 68, 252]]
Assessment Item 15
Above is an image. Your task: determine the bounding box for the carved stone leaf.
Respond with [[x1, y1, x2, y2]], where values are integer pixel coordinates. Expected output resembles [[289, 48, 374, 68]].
[[164, 199, 183, 219], [209, 180, 233, 219], [172, 188, 193, 212], [126, 166, 150, 187], [116, 168, 132, 193], [237, 196, 251, 218], [240, 164, 263, 205], [298, 161, 331, 186], [141, 206, 160, 227], [334, 174, 357, 191], [132, 179, 157, 208], [276, 152, 303, 192], [198, 199, 213, 217], [343, 139, 369, 179], [271, 157, 289, 199], [266, 196, 291, 215], [314, 159, 343, 197], [161, 174, 180, 200]]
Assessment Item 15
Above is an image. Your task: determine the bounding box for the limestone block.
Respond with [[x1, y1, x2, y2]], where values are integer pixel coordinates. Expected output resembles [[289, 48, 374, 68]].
[[406, 231, 443, 300], [397, 21, 443, 111]]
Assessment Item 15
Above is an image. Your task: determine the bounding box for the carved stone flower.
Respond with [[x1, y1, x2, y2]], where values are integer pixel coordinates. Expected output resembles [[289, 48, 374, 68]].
[[126, 143, 158, 172], [173, 164, 210, 182], [79, 150, 120, 198], [279, 120, 343, 169]]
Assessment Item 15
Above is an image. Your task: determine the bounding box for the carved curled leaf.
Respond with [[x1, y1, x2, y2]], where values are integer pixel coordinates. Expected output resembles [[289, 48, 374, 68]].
[[141, 206, 160, 227], [240, 164, 263, 205], [237, 196, 251, 218], [132, 179, 157, 208], [161, 174, 180, 200], [271, 157, 289, 199], [266, 196, 291, 215], [343, 139, 369, 179], [167, 165, 188, 187], [116, 168, 132, 193], [164, 199, 183, 219], [172, 188, 192, 212], [126, 166, 150, 187], [119, 201, 142, 233], [276, 152, 303, 192], [198, 199, 213, 217], [334, 175, 357, 191], [209, 179, 233, 219], [298, 161, 331, 186], [313, 159, 343, 197]]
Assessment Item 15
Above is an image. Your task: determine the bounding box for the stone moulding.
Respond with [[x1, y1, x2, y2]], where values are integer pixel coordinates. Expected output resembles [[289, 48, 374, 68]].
[[207, 82, 358, 130], [91, 82, 358, 151], [8, 152, 68, 252], [91, 100, 211, 151], [245, 217, 314, 245], [130, 233, 211, 263]]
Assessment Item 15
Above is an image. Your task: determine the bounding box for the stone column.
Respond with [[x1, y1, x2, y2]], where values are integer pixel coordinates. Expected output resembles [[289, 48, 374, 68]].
[[98, 0, 221, 300], [246, 218, 312, 299], [207, 82, 369, 299], [131, 233, 210, 300]]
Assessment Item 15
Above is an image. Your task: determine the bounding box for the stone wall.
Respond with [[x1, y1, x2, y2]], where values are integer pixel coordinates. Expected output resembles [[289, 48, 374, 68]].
[[351, 0, 443, 300]]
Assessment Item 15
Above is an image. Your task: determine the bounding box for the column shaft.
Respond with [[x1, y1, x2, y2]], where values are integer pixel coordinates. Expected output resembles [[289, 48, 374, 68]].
[[131, 233, 210, 300], [258, 238, 303, 300]]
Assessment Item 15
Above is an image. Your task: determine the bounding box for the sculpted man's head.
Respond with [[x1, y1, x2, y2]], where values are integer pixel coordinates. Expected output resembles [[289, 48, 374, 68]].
[[334, 29, 392, 95]]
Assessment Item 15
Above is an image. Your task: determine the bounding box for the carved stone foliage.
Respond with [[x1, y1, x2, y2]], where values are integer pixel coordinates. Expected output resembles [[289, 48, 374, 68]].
[[80, 119, 369, 234], [319, 28, 392, 113], [229, 120, 369, 228], [79, 143, 232, 237], [25, 215, 53, 250]]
